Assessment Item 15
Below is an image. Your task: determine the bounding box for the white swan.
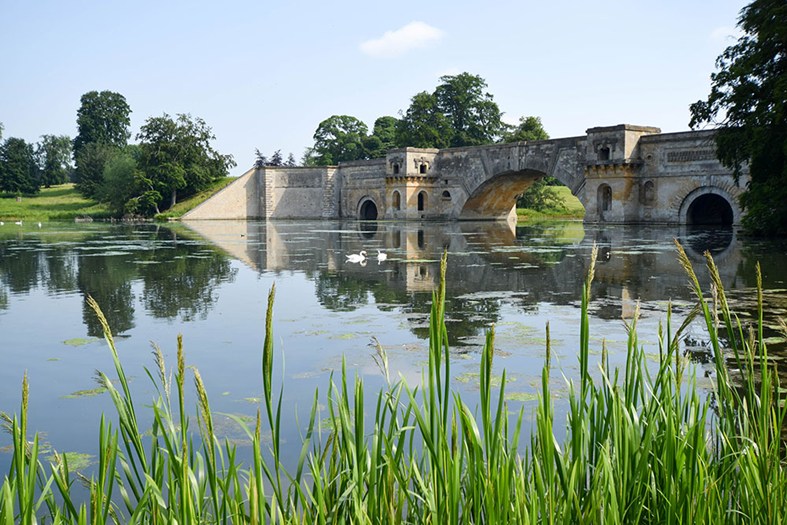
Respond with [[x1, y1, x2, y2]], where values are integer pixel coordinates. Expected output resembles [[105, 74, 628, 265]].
[[376, 250, 388, 263], [346, 250, 367, 263], [14, 221, 22, 226]]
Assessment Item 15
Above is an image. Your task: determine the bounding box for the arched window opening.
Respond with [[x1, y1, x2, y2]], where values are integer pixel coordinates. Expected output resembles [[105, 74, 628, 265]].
[[598, 184, 612, 214], [441, 190, 451, 201], [392, 190, 401, 211], [417, 191, 427, 212], [419, 163, 427, 174], [599, 146, 611, 161], [393, 163, 400, 175]]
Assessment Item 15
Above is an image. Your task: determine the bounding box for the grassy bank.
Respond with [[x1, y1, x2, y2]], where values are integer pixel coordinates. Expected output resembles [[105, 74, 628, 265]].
[[1, 247, 785, 523], [0, 184, 109, 222], [0, 178, 235, 222], [517, 185, 585, 222]]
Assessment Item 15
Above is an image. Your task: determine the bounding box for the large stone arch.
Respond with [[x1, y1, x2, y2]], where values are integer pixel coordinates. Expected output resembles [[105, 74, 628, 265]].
[[678, 186, 741, 226], [459, 170, 545, 220]]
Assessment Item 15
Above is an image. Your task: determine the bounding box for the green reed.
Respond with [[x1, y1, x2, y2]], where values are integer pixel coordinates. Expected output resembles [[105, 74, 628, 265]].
[[1, 245, 785, 523]]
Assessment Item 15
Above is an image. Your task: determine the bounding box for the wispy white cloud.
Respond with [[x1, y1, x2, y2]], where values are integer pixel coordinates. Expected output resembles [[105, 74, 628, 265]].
[[710, 25, 742, 42], [360, 21, 444, 58]]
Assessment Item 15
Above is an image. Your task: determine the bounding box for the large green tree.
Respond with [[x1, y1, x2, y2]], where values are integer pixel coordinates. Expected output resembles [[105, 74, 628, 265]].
[[434, 73, 505, 147], [364, 116, 399, 158], [97, 146, 141, 216], [689, 0, 787, 234], [73, 91, 132, 155], [36, 134, 73, 187], [73, 90, 131, 198], [74, 142, 113, 198], [136, 113, 235, 213], [0, 137, 39, 194], [310, 115, 369, 165], [396, 91, 454, 149]]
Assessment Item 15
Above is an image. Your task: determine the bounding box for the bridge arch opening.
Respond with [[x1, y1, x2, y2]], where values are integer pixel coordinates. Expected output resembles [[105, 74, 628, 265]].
[[358, 198, 378, 220], [680, 187, 736, 226]]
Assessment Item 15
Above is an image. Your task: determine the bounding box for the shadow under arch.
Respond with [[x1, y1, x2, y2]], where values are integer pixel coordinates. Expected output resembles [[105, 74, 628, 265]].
[[459, 170, 545, 220]]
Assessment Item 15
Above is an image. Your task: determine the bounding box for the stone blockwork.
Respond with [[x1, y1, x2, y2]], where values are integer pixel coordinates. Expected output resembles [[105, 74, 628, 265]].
[[183, 124, 748, 226]]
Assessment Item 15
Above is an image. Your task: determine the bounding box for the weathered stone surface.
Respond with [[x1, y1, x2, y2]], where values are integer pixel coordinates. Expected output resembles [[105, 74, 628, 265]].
[[183, 125, 748, 225]]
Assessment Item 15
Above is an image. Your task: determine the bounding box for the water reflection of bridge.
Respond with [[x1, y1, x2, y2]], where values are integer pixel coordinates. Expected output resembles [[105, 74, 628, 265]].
[[181, 220, 752, 322]]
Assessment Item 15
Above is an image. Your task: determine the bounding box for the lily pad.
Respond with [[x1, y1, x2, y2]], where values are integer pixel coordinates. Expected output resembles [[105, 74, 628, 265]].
[[63, 337, 101, 347], [62, 387, 107, 399], [46, 451, 94, 471]]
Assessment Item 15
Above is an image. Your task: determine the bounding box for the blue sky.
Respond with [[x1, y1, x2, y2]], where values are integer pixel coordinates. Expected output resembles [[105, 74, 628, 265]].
[[1, 0, 747, 177]]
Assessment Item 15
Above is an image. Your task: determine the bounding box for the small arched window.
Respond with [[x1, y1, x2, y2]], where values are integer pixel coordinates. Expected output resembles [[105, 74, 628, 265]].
[[419, 163, 428, 174], [392, 163, 400, 175], [598, 184, 612, 213], [441, 190, 451, 201], [417, 191, 427, 212], [392, 190, 401, 211], [599, 146, 611, 161]]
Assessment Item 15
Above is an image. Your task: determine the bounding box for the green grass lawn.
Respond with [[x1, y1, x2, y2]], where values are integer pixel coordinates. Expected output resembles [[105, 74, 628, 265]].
[[0, 184, 109, 222], [0, 178, 237, 222], [517, 185, 585, 222]]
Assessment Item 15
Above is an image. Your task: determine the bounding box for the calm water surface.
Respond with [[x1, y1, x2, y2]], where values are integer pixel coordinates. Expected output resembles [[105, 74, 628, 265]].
[[1, 219, 785, 473]]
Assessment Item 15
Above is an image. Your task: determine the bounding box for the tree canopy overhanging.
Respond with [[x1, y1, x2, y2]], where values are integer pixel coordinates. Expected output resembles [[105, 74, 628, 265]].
[[689, 0, 787, 235]]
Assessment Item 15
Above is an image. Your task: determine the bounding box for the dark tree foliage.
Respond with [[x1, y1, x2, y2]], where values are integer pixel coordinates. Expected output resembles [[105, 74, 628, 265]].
[[73, 91, 131, 156], [74, 142, 113, 198], [396, 91, 454, 149], [73, 91, 131, 198], [0, 137, 39, 194], [689, 0, 787, 235], [434, 73, 505, 147], [395, 73, 505, 148], [37, 134, 73, 187], [311, 115, 369, 165], [97, 146, 141, 217], [503, 116, 549, 143], [365, 116, 399, 158], [255, 149, 297, 168], [136, 113, 235, 214]]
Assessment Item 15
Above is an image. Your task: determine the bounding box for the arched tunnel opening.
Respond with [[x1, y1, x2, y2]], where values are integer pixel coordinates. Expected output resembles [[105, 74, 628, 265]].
[[686, 194, 733, 226], [359, 199, 378, 220]]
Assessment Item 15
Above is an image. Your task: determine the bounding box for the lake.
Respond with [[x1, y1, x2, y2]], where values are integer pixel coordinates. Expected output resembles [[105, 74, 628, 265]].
[[1, 219, 785, 473]]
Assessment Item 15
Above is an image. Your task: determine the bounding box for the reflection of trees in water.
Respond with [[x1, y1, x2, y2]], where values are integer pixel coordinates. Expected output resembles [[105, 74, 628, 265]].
[[0, 225, 237, 334], [78, 249, 138, 337], [136, 229, 237, 321], [0, 237, 81, 312]]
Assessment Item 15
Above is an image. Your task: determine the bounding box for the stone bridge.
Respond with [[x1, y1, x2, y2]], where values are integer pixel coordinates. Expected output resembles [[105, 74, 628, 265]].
[[184, 124, 748, 225]]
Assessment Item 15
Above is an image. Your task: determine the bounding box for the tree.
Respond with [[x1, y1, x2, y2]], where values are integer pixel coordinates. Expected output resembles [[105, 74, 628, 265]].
[[97, 146, 140, 216], [254, 149, 268, 168], [36, 134, 73, 187], [434, 73, 505, 147], [396, 91, 453, 149], [503, 116, 549, 142], [311, 115, 369, 165], [269, 150, 284, 167], [365, 116, 399, 158], [73, 91, 132, 156], [137, 113, 235, 213], [689, 0, 787, 234], [286, 153, 297, 167], [73, 91, 131, 198], [74, 142, 113, 198], [0, 137, 39, 194]]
